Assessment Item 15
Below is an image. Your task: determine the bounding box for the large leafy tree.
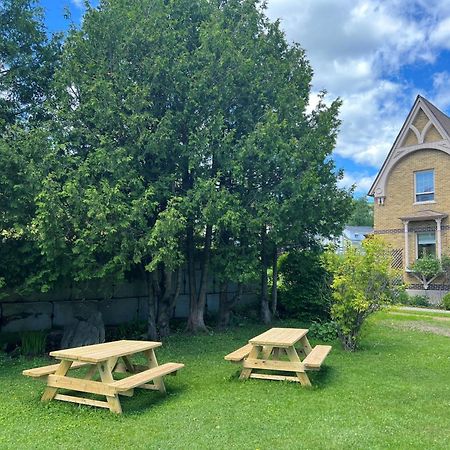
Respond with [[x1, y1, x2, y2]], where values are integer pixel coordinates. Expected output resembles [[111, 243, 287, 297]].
[[347, 197, 374, 227], [0, 0, 60, 295], [0, 0, 61, 128], [6, 0, 351, 335]]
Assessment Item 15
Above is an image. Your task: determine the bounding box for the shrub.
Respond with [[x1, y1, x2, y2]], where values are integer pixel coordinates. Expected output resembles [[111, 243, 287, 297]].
[[278, 249, 331, 321], [406, 295, 430, 307], [392, 286, 409, 305], [442, 293, 450, 310], [323, 236, 399, 351], [308, 321, 338, 342], [410, 255, 443, 289], [20, 331, 47, 356]]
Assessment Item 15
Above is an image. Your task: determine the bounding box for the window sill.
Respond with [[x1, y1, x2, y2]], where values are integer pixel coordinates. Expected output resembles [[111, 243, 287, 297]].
[[413, 200, 436, 205]]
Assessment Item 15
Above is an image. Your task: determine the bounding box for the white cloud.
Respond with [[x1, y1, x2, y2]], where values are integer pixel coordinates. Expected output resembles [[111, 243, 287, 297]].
[[71, 0, 85, 9], [266, 0, 450, 192], [338, 171, 376, 195]]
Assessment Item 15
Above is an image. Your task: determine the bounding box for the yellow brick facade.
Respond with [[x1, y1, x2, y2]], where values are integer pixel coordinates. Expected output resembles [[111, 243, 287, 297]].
[[374, 149, 450, 283], [370, 96, 450, 287]]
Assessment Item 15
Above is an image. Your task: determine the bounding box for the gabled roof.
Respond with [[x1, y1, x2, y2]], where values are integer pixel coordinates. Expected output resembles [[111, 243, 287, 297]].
[[343, 226, 373, 241], [368, 95, 450, 197], [420, 96, 450, 138]]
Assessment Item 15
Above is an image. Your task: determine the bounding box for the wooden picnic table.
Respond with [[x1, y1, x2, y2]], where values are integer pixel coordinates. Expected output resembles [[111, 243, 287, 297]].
[[224, 327, 331, 386], [23, 340, 184, 414]]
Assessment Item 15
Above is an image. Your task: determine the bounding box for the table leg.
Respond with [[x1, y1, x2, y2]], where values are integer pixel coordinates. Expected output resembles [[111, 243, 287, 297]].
[[239, 345, 262, 380], [41, 359, 73, 402], [261, 346, 273, 359], [98, 359, 123, 414], [122, 355, 135, 373], [285, 347, 311, 387], [83, 364, 98, 380], [300, 336, 313, 356], [144, 349, 166, 394]]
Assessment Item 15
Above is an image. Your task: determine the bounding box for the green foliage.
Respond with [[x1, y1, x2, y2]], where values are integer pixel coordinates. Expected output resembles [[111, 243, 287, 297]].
[[278, 249, 332, 320], [347, 197, 374, 227], [20, 331, 46, 356], [390, 286, 409, 305], [404, 295, 430, 307], [323, 236, 399, 351], [1, 0, 352, 333], [0, 0, 61, 128], [106, 321, 147, 341], [442, 293, 450, 310], [308, 320, 338, 342], [410, 255, 442, 279]]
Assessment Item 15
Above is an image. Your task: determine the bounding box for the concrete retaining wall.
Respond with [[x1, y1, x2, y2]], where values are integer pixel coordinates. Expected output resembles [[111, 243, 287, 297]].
[[0, 271, 257, 333], [406, 289, 448, 306]]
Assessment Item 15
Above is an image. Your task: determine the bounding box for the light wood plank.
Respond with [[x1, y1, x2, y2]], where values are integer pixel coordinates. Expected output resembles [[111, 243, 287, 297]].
[[300, 336, 313, 355], [239, 345, 261, 380], [286, 346, 311, 387], [249, 328, 308, 347], [41, 360, 73, 402], [110, 363, 184, 392], [243, 358, 305, 372], [249, 373, 300, 382], [224, 343, 253, 362], [54, 394, 110, 409], [98, 360, 122, 414], [144, 349, 166, 394], [46, 375, 116, 397], [303, 345, 332, 369], [137, 383, 160, 391], [50, 340, 162, 363], [23, 361, 90, 378]]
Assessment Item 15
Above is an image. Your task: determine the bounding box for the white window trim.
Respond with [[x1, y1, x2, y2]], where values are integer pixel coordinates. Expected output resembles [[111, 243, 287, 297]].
[[414, 169, 435, 204], [415, 231, 436, 259]]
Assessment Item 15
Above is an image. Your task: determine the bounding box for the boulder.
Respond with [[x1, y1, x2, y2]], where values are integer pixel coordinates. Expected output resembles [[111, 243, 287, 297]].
[[60, 311, 105, 349]]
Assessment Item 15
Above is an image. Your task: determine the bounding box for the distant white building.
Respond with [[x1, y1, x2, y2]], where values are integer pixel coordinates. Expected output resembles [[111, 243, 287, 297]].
[[336, 226, 373, 253]]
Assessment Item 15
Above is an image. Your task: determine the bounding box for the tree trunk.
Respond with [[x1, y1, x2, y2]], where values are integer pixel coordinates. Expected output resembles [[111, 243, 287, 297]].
[[260, 226, 272, 324], [218, 282, 242, 329], [157, 268, 181, 338], [186, 224, 211, 333], [271, 248, 278, 316], [145, 271, 158, 341]]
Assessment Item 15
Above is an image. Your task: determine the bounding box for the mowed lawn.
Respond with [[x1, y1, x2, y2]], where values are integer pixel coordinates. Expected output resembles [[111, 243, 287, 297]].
[[1, 310, 449, 449]]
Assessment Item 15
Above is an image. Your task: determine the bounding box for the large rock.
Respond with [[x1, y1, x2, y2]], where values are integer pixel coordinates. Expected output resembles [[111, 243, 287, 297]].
[[60, 311, 105, 349]]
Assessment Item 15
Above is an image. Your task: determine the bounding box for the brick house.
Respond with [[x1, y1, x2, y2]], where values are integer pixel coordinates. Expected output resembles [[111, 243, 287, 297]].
[[369, 95, 450, 292]]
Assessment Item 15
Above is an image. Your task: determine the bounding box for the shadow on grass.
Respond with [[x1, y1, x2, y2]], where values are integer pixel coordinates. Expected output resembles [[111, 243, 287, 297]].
[[119, 383, 188, 415], [225, 365, 336, 389]]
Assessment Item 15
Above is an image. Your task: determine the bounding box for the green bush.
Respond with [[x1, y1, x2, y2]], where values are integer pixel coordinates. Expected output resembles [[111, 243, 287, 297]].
[[442, 293, 450, 310], [323, 236, 399, 351], [308, 321, 338, 342], [406, 295, 430, 307], [20, 331, 47, 356], [392, 287, 409, 305], [278, 249, 331, 321]]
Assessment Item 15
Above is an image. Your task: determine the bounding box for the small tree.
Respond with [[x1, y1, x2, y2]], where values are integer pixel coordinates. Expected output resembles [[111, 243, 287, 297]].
[[409, 255, 449, 289], [323, 237, 398, 351]]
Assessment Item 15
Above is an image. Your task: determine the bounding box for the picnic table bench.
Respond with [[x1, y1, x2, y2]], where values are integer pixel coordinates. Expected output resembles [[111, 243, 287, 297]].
[[23, 340, 184, 413], [225, 328, 331, 386]]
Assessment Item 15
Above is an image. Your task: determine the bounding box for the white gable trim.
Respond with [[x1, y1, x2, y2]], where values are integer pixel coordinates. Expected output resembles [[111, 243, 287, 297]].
[[369, 97, 450, 198]]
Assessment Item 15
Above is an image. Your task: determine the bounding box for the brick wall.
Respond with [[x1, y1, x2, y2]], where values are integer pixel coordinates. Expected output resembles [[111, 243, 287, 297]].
[[374, 148, 450, 284]]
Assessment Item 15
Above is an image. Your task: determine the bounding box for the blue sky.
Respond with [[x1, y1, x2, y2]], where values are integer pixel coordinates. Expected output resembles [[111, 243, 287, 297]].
[[39, 0, 450, 197]]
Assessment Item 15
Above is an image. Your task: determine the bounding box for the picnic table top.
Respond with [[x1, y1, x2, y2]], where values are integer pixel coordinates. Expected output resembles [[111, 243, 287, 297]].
[[50, 340, 162, 363], [249, 327, 308, 347]]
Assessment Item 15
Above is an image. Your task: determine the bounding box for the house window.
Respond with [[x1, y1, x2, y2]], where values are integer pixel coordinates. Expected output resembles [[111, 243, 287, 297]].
[[416, 232, 436, 258], [415, 170, 434, 202]]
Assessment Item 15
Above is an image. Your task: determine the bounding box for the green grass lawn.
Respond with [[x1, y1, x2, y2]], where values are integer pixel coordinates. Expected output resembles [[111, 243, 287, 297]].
[[1, 310, 449, 449]]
